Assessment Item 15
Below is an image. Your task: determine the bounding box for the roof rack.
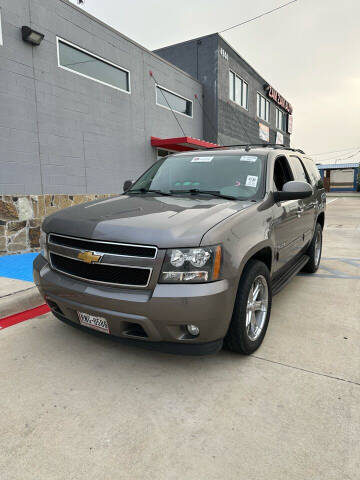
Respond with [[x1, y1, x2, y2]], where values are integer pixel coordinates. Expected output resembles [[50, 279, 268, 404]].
[[205, 143, 305, 154]]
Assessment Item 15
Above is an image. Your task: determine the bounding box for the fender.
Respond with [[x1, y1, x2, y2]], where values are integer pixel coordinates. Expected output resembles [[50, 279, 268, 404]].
[[237, 241, 274, 281]]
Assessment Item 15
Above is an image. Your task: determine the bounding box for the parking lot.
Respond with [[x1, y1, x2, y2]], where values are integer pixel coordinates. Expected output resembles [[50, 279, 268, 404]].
[[1, 197, 359, 480]]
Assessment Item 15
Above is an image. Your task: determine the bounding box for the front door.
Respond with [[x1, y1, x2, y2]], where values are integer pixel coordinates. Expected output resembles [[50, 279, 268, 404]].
[[271, 156, 304, 275], [272, 200, 303, 272]]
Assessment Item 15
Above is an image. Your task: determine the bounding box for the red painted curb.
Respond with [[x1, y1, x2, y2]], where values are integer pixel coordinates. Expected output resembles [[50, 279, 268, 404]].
[[0, 304, 51, 330]]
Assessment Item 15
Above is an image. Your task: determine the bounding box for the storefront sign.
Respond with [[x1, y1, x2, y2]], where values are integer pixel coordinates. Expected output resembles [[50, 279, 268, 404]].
[[276, 131, 284, 145], [259, 123, 269, 142], [266, 85, 293, 114]]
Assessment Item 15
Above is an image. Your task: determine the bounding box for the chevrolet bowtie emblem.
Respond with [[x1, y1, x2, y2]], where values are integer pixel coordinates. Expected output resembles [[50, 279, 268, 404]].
[[77, 251, 102, 264]]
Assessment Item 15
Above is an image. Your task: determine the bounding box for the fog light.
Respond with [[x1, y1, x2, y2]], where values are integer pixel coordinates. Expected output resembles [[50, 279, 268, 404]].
[[187, 324, 200, 337]]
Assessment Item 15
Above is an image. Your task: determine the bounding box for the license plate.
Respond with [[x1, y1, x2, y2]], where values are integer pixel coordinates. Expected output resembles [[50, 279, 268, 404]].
[[78, 312, 110, 334]]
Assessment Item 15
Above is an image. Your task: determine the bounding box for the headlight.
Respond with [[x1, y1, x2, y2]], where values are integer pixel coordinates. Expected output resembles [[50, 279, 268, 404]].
[[160, 246, 222, 283], [39, 229, 49, 261]]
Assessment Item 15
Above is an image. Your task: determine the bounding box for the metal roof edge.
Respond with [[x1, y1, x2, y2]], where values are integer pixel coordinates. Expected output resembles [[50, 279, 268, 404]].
[[316, 163, 359, 169], [153, 33, 218, 52]]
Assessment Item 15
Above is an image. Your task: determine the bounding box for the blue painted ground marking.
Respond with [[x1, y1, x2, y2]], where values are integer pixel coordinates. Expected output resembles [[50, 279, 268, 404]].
[[0, 253, 39, 282]]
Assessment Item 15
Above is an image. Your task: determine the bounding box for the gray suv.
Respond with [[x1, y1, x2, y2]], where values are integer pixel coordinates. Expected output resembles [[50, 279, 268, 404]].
[[34, 146, 325, 355]]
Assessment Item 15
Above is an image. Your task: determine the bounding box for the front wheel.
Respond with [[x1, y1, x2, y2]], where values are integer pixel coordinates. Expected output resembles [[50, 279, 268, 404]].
[[224, 260, 272, 355], [302, 222, 322, 273]]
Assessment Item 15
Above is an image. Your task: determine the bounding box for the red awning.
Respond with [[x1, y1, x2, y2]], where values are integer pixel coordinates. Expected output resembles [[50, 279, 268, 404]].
[[151, 136, 218, 152]]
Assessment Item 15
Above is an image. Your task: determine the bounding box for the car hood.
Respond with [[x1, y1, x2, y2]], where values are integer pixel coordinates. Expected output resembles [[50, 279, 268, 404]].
[[43, 194, 253, 248]]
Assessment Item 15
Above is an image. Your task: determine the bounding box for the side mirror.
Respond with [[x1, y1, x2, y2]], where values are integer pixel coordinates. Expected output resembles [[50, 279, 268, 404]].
[[274, 181, 313, 203], [123, 179, 133, 192]]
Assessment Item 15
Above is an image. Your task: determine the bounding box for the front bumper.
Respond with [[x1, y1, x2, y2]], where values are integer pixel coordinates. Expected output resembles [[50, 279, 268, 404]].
[[33, 255, 236, 355]]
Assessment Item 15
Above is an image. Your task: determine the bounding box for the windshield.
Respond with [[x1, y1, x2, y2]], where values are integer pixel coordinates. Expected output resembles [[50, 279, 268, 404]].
[[129, 153, 267, 200]]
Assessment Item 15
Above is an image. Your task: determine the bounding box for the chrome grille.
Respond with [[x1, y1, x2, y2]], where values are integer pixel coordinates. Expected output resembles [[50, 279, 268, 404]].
[[47, 234, 157, 288], [50, 253, 151, 287], [49, 234, 157, 258]]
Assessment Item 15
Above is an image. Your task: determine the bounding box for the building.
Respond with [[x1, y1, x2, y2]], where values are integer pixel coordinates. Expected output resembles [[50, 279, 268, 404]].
[[0, 0, 293, 254], [155, 33, 292, 147], [317, 163, 359, 192]]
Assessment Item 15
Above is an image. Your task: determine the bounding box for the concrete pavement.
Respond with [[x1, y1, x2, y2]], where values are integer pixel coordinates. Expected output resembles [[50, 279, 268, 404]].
[[326, 191, 360, 197], [0, 277, 34, 298], [0, 197, 359, 480], [0, 276, 43, 321]]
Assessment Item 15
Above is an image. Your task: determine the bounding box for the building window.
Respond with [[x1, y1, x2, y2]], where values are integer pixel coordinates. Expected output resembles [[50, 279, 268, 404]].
[[276, 108, 287, 132], [0, 9, 3, 46], [57, 38, 130, 93], [229, 70, 248, 109], [156, 85, 193, 117], [257, 93, 270, 122]]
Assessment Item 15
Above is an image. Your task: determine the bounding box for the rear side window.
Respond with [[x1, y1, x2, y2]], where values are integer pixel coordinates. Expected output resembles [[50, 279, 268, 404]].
[[302, 157, 324, 188], [289, 156, 310, 183]]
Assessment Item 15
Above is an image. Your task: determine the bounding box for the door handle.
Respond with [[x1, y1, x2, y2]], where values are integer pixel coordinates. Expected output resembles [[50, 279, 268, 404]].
[[296, 207, 304, 217]]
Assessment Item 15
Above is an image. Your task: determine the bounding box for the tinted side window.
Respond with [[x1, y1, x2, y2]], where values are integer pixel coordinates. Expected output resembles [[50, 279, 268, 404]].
[[289, 156, 309, 183], [302, 157, 324, 188], [273, 156, 293, 191]]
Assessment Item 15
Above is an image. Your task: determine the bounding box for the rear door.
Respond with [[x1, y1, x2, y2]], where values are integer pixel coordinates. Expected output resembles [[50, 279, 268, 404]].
[[302, 155, 326, 225], [288, 155, 316, 247]]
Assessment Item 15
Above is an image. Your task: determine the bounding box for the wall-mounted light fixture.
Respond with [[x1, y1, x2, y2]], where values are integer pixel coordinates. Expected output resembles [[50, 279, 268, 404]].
[[21, 26, 44, 46]]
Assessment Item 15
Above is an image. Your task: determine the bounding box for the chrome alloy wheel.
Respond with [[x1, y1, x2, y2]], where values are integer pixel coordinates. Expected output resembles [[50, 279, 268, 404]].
[[314, 229, 322, 266], [246, 275, 269, 341]]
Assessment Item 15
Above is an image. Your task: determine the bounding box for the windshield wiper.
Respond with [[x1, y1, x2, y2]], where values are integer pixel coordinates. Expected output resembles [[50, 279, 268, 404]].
[[128, 188, 173, 196], [170, 189, 237, 200]]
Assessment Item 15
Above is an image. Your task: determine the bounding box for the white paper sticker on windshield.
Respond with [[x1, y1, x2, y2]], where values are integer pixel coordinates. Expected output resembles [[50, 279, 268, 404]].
[[240, 156, 258, 162], [245, 175, 258, 188], [191, 156, 214, 163]]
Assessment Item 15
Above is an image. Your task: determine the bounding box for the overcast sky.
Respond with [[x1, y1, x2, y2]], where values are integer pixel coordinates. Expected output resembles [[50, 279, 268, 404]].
[[69, 0, 360, 163]]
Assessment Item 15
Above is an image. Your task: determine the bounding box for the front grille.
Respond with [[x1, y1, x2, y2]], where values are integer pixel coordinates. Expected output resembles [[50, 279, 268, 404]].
[[49, 234, 157, 258], [50, 253, 151, 287]]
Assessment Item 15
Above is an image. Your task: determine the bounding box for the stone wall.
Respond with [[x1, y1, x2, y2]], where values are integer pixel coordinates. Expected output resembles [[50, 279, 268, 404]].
[[0, 194, 114, 255]]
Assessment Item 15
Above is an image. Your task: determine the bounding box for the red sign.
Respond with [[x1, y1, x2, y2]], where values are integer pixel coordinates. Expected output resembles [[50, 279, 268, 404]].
[[266, 85, 293, 114]]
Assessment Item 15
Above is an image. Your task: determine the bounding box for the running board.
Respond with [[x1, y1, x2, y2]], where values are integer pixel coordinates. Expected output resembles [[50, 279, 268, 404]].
[[272, 255, 310, 296]]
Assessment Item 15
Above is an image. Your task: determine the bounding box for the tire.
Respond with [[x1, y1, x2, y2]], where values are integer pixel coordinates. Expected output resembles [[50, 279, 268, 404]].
[[224, 259, 272, 355], [302, 222, 322, 273]]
